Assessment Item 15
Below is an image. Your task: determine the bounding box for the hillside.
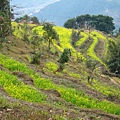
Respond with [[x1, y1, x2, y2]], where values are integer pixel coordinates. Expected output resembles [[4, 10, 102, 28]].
[[0, 22, 120, 120]]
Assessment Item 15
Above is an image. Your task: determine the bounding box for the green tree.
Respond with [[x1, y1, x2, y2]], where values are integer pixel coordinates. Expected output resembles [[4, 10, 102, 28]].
[[14, 17, 24, 23], [76, 15, 85, 28], [105, 40, 120, 74], [19, 22, 31, 42], [64, 14, 115, 34], [56, 48, 71, 72], [76, 14, 92, 29], [94, 15, 115, 33], [58, 48, 71, 64], [43, 22, 59, 55], [30, 30, 43, 64], [23, 14, 30, 22], [0, 0, 11, 47], [86, 56, 100, 83], [0, 0, 10, 17], [14, 15, 30, 23], [64, 18, 77, 29], [30, 16, 39, 24], [15, 15, 39, 24]]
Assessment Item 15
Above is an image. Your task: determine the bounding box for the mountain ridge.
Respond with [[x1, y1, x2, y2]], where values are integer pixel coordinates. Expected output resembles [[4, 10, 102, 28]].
[[11, 0, 60, 17], [11, 0, 120, 27], [33, 0, 120, 27]]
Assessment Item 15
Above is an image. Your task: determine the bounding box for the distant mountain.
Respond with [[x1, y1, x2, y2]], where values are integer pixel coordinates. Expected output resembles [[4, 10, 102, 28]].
[[33, 0, 120, 27], [11, 0, 120, 28], [10, 0, 60, 17]]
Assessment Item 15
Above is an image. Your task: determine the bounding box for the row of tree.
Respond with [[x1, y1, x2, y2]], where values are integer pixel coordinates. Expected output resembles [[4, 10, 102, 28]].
[[64, 14, 115, 34], [15, 14, 40, 25]]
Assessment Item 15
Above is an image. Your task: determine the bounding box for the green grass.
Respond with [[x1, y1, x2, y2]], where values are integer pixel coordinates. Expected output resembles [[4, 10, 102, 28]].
[[0, 96, 10, 109]]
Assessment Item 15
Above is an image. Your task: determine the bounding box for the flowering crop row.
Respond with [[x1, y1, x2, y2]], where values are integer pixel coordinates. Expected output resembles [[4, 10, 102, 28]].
[[0, 71, 46, 102], [76, 32, 88, 46], [54, 26, 85, 61], [43, 61, 58, 73], [87, 33, 106, 66], [91, 31, 108, 56], [0, 53, 120, 115], [87, 80, 120, 98], [0, 54, 34, 74]]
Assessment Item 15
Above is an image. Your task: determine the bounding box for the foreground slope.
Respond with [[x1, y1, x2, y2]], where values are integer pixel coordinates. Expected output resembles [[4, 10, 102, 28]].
[[0, 24, 120, 120]]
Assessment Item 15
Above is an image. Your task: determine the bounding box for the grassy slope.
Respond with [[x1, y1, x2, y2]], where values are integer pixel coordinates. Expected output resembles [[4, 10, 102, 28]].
[[0, 23, 120, 120]]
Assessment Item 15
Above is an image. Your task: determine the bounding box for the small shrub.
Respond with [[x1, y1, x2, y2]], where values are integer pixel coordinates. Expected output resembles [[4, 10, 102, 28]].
[[58, 48, 71, 64], [31, 52, 41, 64]]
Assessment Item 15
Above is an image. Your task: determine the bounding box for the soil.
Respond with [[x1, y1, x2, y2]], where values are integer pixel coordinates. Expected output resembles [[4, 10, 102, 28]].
[[94, 38, 105, 58]]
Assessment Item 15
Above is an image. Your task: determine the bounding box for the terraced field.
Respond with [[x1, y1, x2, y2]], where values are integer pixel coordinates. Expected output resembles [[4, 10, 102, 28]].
[[0, 22, 120, 120], [12, 22, 108, 63]]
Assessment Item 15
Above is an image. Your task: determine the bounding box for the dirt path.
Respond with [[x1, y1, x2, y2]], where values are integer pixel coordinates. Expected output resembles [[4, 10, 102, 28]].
[[101, 74, 120, 88]]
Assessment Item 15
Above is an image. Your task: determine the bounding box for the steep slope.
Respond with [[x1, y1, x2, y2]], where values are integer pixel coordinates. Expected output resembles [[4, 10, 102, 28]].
[[0, 23, 120, 119]]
